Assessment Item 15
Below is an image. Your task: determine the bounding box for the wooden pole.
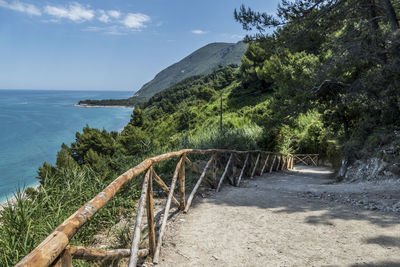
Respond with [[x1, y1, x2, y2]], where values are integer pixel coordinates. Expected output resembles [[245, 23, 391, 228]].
[[308, 155, 317, 166], [185, 156, 201, 175], [146, 168, 156, 258], [127, 169, 150, 267], [285, 155, 289, 170], [281, 155, 286, 171], [220, 94, 223, 132], [295, 155, 308, 165], [152, 169, 180, 208], [184, 155, 215, 213], [153, 157, 183, 264], [70, 246, 149, 261], [213, 154, 218, 184], [291, 155, 294, 169], [260, 154, 270, 176], [250, 153, 261, 179], [251, 153, 261, 178], [275, 155, 281, 171], [216, 154, 233, 192], [52, 246, 72, 267], [269, 155, 276, 173], [186, 155, 214, 188], [236, 153, 249, 186], [231, 154, 238, 186], [179, 154, 186, 211]]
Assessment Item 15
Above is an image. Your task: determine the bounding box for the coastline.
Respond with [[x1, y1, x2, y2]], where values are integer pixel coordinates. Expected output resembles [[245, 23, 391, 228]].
[[74, 104, 133, 109], [0, 182, 40, 211], [0, 90, 133, 214]]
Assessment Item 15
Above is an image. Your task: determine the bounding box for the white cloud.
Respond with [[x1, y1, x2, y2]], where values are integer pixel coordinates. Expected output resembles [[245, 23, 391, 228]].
[[108, 10, 120, 18], [83, 25, 126, 35], [122, 13, 150, 29], [98, 9, 109, 23], [44, 2, 94, 22], [0, 0, 41, 16], [221, 33, 244, 40], [1, 1, 151, 34], [191, 29, 207, 35], [229, 34, 244, 39]]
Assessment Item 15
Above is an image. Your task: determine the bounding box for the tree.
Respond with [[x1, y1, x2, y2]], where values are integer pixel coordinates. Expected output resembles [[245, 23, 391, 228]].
[[234, 0, 400, 159], [118, 124, 150, 156], [71, 125, 119, 164], [130, 105, 144, 127]]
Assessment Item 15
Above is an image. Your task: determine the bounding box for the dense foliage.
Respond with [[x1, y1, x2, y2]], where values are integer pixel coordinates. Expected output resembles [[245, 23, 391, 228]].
[[234, 0, 400, 160], [78, 96, 147, 107], [1, 0, 399, 265]]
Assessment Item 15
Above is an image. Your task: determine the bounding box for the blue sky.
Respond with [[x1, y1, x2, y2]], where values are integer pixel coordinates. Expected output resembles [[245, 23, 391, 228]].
[[0, 0, 279, 91]]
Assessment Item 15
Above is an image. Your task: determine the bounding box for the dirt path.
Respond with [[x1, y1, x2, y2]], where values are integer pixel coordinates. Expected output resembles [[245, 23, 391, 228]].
[[157, 166, 400, 267]]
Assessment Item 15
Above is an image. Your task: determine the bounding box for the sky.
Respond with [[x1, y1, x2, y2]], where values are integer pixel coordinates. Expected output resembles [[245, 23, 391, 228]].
[[0, 0, 280, 91]]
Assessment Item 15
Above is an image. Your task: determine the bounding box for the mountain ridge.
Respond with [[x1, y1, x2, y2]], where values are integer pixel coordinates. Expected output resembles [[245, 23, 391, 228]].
[[77, 41, 247, 107], [134, 41, 247, 98]]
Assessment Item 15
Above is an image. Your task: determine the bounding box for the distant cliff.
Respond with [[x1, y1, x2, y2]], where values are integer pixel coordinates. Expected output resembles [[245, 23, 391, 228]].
[[134, 41, 247, 98], [78, 41, 247, 107]]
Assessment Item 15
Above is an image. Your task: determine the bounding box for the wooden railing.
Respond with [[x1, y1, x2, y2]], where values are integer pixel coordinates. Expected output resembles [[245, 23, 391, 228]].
[[292, 154, 319, 166], [15, 149, 315, 266]]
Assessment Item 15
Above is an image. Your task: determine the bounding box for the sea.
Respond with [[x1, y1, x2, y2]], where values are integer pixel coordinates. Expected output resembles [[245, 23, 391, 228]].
[[0, 89, 133, 203]]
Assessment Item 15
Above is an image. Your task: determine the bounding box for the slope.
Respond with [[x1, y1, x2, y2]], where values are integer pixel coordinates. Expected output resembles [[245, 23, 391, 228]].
[[77, 41, 247, 107], [134, 41, 247, 98]]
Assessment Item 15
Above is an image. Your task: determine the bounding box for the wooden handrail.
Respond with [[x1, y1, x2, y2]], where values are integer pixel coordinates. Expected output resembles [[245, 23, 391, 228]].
[[15, 149, 317, 267]]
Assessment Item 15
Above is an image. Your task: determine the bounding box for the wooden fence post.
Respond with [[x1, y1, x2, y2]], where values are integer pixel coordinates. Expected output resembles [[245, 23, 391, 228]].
[[52, 246, 72, 267], [213, 154, 218, 184], [179, 154, 186, 211], [260, 154, 270, 176], [146, 168, 156, 258], [230, 154, 238, 186], [281, 155, 286, 170], [216, 154, 233, 192], [185, 155, 215, 213], [128, 169, 150, 267], [251, 153, 261, 178], [153, 157, 183, 264], [269, 155, 276, 173], [152, 169, 180, 208], [236, 153, 249, 186], [291, 155, 294, 169], [275, 155, 281, 171]]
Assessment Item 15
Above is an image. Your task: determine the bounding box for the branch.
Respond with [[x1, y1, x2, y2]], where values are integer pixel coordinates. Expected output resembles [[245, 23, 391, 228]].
[[313, 80, 350, 94]]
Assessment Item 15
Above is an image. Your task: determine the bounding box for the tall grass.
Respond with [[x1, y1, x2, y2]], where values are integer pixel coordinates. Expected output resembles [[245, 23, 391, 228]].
[[178, 124, 263, 150], [0, 166, 141, 266]]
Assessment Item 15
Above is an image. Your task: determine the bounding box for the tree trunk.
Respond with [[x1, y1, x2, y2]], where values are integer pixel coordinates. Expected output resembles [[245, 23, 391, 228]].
[[368, 0, 380, 31], [381, 0, 399, 31]]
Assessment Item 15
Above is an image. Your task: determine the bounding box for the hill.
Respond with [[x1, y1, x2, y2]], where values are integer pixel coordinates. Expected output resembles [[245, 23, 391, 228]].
[[77, 41, 247, 107], [134, 41, 247, 98]]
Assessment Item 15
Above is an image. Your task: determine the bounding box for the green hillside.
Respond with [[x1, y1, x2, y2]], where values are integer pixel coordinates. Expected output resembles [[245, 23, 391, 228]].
[[135, 41, 247, 98], [78, 41, 247, 107]]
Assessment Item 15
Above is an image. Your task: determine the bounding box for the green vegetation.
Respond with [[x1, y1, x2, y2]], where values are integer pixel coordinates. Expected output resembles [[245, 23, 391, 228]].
[[78, 41, 247, 107], [78, 96, 147, 107], [135, 42, 247, 98], [1, 0, 399, 265]]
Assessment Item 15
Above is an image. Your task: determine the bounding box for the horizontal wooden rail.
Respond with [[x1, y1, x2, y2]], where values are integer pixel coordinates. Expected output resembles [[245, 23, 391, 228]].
[[70, 246, 149, 260], [16, 149, 317, 267]]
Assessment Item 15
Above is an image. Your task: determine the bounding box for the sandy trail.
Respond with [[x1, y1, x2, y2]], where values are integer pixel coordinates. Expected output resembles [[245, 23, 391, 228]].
[[157, 166, 400, 267]]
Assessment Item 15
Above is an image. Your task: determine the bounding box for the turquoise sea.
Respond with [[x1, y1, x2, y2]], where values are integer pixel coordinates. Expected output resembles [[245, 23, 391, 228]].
[[0, 89, 133, 202]]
